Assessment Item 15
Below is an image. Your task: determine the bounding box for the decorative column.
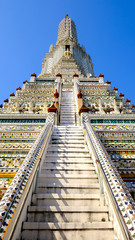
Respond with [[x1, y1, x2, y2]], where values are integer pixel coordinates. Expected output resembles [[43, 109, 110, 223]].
[[98, 73, 104, 83], [79, 104, 90, 115], [22, 80, 28, 90], [54, 89, 59, 109], [98, 99, 105, 115], [48, 103, 57, 125], [30, 73, 37, 82], [113, 99, 120, 114], [77, 89, 83, 110]]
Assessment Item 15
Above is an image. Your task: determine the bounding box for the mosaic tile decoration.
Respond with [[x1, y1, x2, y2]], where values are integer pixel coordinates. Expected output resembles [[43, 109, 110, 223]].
[[82, 113, 135, 239], [78, 81, 134, 114], [0, 113, 54, 238], [0, 81, 57, 114], [95, 127, 135, 175], [93, 124, 135, 131], [0, 123, 44, 204]]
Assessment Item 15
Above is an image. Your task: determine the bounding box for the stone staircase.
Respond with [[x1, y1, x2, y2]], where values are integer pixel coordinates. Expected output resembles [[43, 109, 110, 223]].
[[21, 89, 114, 240], [60, 86, 75, 126], [52, 57, 85, 80], [21, 125, 114, 240]]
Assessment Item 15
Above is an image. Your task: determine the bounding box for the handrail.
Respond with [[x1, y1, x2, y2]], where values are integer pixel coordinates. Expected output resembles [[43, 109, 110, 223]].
[[73, 78, 79, 125], [56, 78, 62, 125], [81, 113, 135, 240], [0, 113, 55, 239]]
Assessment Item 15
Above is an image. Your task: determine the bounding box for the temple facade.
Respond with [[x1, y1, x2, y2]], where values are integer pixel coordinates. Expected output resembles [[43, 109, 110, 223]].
[[0, 15, 135, 240]]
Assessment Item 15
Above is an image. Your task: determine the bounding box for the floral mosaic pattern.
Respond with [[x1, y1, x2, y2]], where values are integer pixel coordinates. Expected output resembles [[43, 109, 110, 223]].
[[78, 81, 134, 114], [0, 125, 44, 131], [0, 116, 53, 238], [0, 123, 43, 203], [97, 132, 135, 140], [95, 127, 135, 174], [102, 141, 135, 150], [0, 81, 57, 114], [82, 113, 135, 239], [93, 125, 135, 131]]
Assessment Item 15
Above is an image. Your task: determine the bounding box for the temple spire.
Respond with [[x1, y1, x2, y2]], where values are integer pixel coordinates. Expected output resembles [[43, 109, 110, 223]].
[[56, 14, 78, 44]]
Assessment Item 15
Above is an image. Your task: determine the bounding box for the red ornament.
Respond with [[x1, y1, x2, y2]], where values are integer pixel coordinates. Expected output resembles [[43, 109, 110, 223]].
[[113, 87, 118, 91], [48, 103, 57, 113], [54, 89, 59, 98], [119, 93, 124, 97], [106, 80, 111, 84], [98, 73, 104, 78], [16, 87, 21, 91], [31, 73, 37, 77], [56, 73, 62, 78], [23, 80, 28, 84], [77, 89, 82, 98], [79, 104, 90, 115], [126, 99, 130, 103], [73, 73, 79, 78], [10, 93, 15, 97]]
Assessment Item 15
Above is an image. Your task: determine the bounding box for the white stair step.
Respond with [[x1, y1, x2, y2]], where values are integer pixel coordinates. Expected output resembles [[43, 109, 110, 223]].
[[41, 163, 94, 169], [40, 166, 95, 171], [32, 193, 103, 206], [55, 126, 81, 128], [45, 155, 90, 159], [40, 169, 95, 175], [38, 174, 98, 184], [46, 155, 90, 159], [27, 206, 109, 222], [51, 140, 85, 144], [49, 144, 86, 148], [46, 152, 90, 157], [44, 157, 92, 162], [43, 159, 92, 164], [22, 222, 114, 240], [53, 129, 82, 132], [47, 148, 88, 153], [52, 131, 84, 134], [52, 136, 84, 140], [36, 183, 100, 194]]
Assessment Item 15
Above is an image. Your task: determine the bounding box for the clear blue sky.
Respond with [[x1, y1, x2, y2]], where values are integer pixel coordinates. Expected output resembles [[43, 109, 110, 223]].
[[0, 0, 135, 105]]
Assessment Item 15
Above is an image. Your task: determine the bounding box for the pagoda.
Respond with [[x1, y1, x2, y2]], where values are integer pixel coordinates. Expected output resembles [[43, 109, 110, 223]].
[[0, 15, 135, 240]]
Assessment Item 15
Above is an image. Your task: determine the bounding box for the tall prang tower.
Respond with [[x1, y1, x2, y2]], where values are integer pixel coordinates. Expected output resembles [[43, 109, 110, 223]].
[[39, 14, 94, 80], [0, 15, 135, 240]]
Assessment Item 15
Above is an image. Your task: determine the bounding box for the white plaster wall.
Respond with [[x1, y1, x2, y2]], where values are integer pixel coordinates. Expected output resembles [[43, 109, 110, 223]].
[[73, 46, 93, 75], [41, 46, 64, 74]]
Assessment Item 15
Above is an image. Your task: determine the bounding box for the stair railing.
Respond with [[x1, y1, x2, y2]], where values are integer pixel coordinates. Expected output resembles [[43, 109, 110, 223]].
[[73, 76, 79, 125], [0, 113, 55, 240], [56, 76, 62, 125], [81, 113, 135, 240]]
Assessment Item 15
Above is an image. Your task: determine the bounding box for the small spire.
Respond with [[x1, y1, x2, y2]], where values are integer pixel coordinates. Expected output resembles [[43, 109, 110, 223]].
[[65, 14, 68, 18]]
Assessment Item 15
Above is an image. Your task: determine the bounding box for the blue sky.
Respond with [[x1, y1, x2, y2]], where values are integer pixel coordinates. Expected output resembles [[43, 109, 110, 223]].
[[0, 0, 135, 105]]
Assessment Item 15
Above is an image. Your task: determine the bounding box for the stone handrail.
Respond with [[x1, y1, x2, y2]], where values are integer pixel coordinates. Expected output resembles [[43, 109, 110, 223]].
[[81, 113, 135, 240], [57, 79, 62, 114], [56, 78, 62, 125], [73, 78, 79, 125], [0, 113, 55, 239]]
